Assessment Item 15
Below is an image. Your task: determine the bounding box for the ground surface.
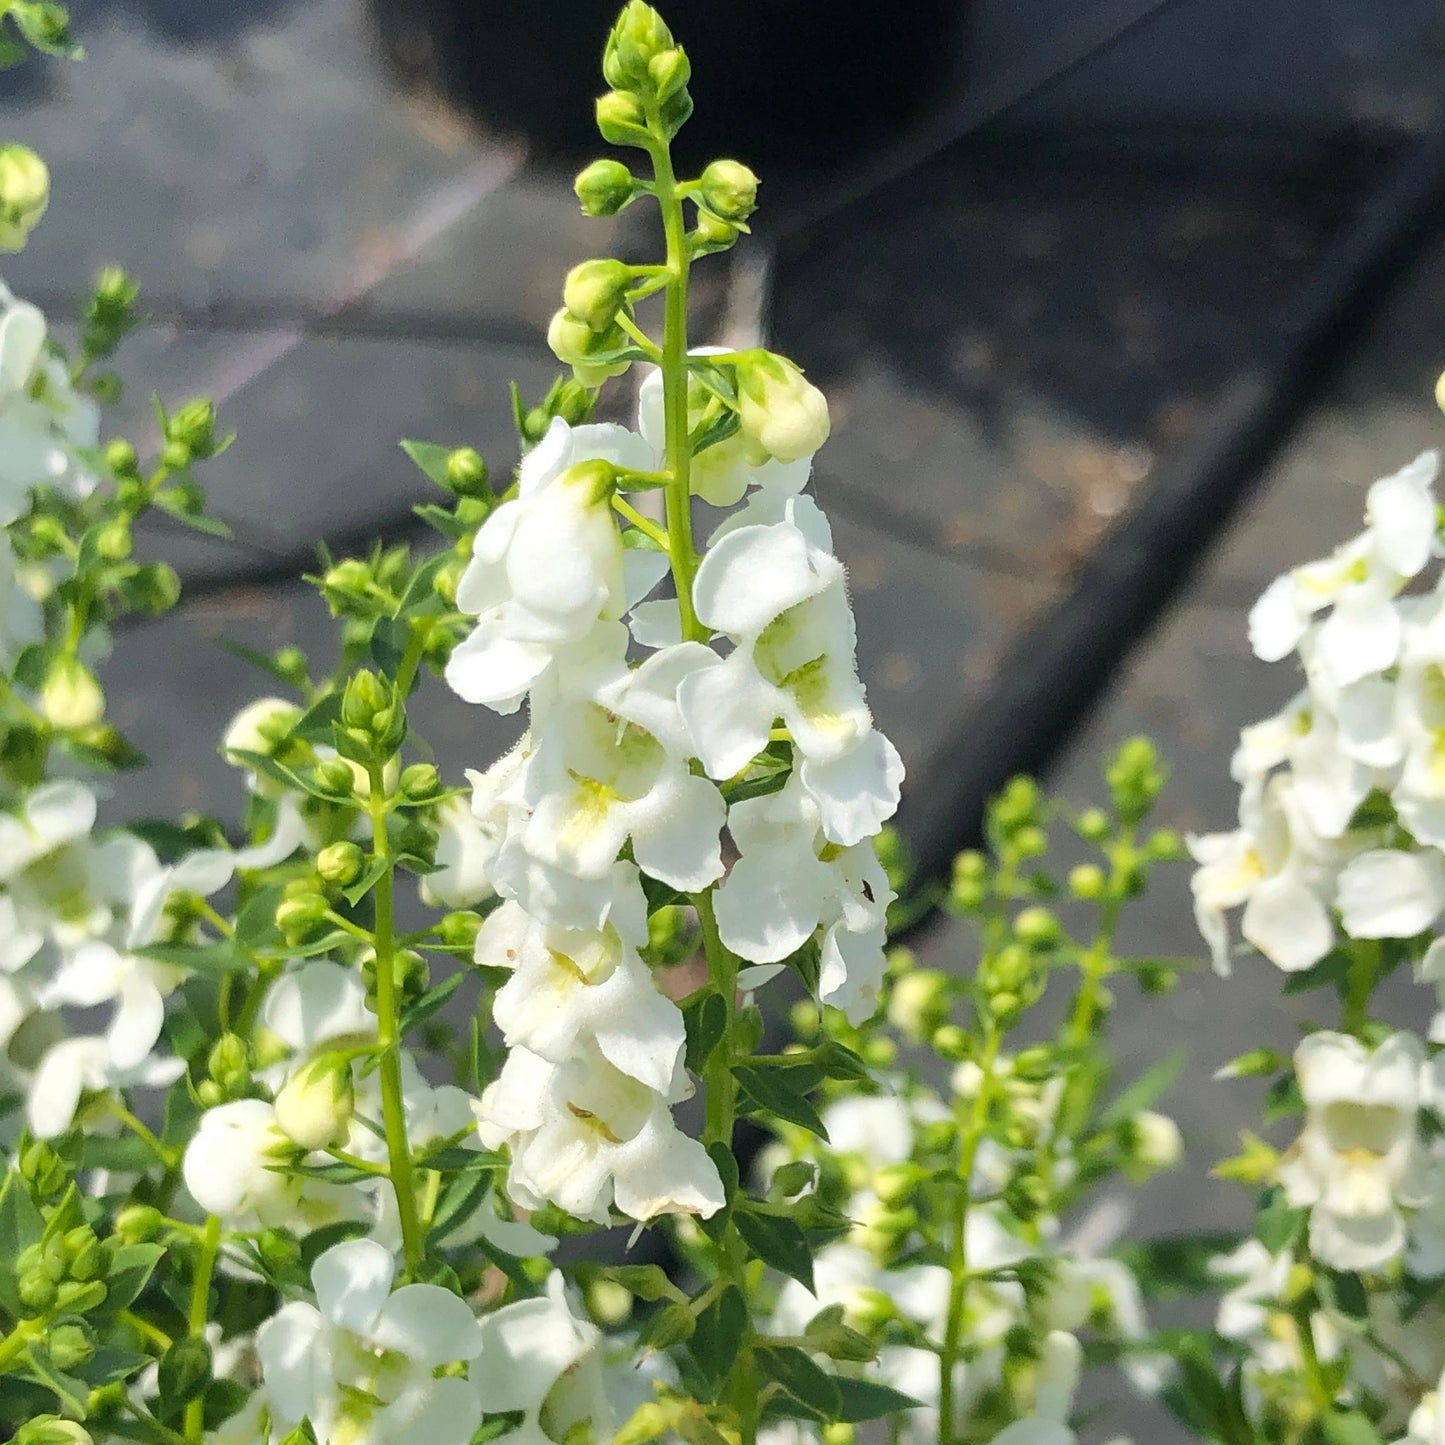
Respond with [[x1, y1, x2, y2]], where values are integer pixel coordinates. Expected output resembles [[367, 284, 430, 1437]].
[[7, 2, 1445, 1438]]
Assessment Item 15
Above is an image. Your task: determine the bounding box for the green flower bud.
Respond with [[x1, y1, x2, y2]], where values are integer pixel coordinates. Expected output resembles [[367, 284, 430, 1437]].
[[1012, 1047, 1055, 1082], [886, 968, 950, 1041], [444, 446, 488, 497], [341, 669, 404, 753], [276, 892, 331, 941], [648, 46, 690, 101], [1077, 806, 1110, 842], [1068, 863, 1107, 900], [861, 1035, 896, 1068], [1013, 906, 1059, 947], [438, 910, 483, 950], [873, 1163, 919, 1209], [563, 258, 634, 334], [274, 1053, 355, 1151], [18, 1269, 58, 1313], [992, 775, 1042, 832], [1146, 826, 1184, 860], [114, 1204, 164, 1243], [822, 1425, 856, 1445], [207, 1032, 251, 1094], [95, 518, 131, 562], [317, 840, 365, 887], [91, 264, 138, 322], [1106, 735, 1165, 823], [160, 438, 191, 472], [130, 562, 182, 614], [699, 160, 759, 224], [0, 145, 49, 252], [399, 762, 442, 801], [15, 1417, 93, 1445], [930, 1023, 971, 1062], [547, 307, 632, 386], [574, 158, 637, 217], [603, 2, 675, 91], [40, 656, 104, 731], [314, 756, 358, 797], [167, 398, 218, 460], [848, 1288, 895, 1330], [595, 90, 651, 148], [46, 1318, 96, 1371], [19, 1138, 69, 1200], [104, 437, 139, 477], [256, 1229, 301, 1276], [734, 349, 830, 464], [1012, 824, 1048, 858], [63, 1226, 110, 1284], [691, 207, 740, 255], [1120, 1110, 1183, 1176], [768, 1160, 816, 1199]]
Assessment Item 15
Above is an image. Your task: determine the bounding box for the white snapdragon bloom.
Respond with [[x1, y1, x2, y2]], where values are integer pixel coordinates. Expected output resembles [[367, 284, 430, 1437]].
[[637, 354, 813, 508], [262, 960, 375, 1059], [714, 775, 893, 1021], [257, 1238, 483, 1445], [470, 1272, 613, 1445], [0, 283, 99, 520], [1188, 774, 1342, 975], [476, 1043, 723, 1224], [445, 418, 665, 714], [985, 1331, 1083, 1445], [480, 865, 684, 1095], [1249, 452, 1439, 685], [1336, 849, 1445, 940], [182, 1098, 301, 1227], [679, 497, 903, 846], [515, 643, 726, 897], [1278, 1031, 1430, 1271], [419, 795, 495, 908]]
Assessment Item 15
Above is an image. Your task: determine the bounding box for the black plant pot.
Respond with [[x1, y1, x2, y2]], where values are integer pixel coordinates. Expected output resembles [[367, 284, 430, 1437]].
[[366, 0, 968, 168]]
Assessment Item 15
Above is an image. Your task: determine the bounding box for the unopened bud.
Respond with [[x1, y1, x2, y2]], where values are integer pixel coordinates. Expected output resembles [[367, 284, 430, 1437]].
[[274, 1054, 355, 1151], [167, 398, 218, 460], [575, 158, 637, 217], [734, 349, 830, 464], [595, 90, 650, 148], [547, 307, 631, 385], [439, 910, 483, 950], [222, 696, 299, 764], [317, 841, 365, 887], [1123, 1110, 1183, 1174], [564, 258, 634, 334], [19, 1138, 68, 1200], [207, 1033, 250, 1091], [41, 656, 104, 730], [647, 46, 690, 100], [603, 2, 675, 91], [0, 145, 49, 252], [699, 160, 759, 223], [691, 207, 740, 254], [399, 762, 441, 801], [104, 437, 139, 477], [886, 968, 951, 1040], [1068, 864, 1107, 901], [15, 1417, 93, 1445], [46, 1319, 96, 1371], [444, 446, 488, 497], [276, 892, 330, 940], [314, 756, 357, 797], [115, 1204, 164, 1243]]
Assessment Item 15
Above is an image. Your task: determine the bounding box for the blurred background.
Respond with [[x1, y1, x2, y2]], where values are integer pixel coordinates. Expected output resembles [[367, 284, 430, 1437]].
[[6, 1, 1445, 1435]]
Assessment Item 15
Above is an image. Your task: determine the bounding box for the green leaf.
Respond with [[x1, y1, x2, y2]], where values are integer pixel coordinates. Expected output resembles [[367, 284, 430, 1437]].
[[216, 637, 305, 689], [290, 691, 343, 745], [400, 440, 460, 488], [228, 748, 347, 804], [1098, 1048, 1187, 1128], [833, 1378, 926, 1423], [735, 1208, 815, 1293], [1116, 1232, 1243, 1300], [133, 940, 252, 975], [0, 1170, 45, 1315], [1321, 1411, 1386, 1445], [621, 526, 665, 552], [270, 1159, 378, 1186], [1254, 1187, 1306, 1255], [683, 991, 728, 1074], [755, 1344, 841, 1420], [102, 1243, 166, 1313], [686, 1285, 746, 1398], [734, 1063, 828, 1140], [342, 855, 390, 906], [699, 1142, 738, 1246], [427, 1169, 494, 1246], [1322, 1270, 1369, 1320], [400, 970, 466, 1036]]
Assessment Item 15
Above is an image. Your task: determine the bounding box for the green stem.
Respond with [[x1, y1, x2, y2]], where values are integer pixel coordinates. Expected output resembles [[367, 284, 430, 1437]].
[[368, 765, 427, 1275], [1342, 938, 1380, 1037], [0, 1319, 38, 1373], [183, 1214, 221, 1444], [939, 1027, 1002, 1445], [646, 114, 701, 645]]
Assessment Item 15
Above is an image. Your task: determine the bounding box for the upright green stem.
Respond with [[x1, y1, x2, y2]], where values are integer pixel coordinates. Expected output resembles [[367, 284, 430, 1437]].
[[1342, 938, 1380, 1037], [650, 116, 755, 1445], [368, 767, 426, 1275], [183, 1214, 221, 1444], [939, 1026, 1002, 1445]]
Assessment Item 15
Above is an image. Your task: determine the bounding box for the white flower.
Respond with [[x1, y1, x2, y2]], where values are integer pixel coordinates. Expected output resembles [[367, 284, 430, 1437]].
[[637, 353, 813, 508], [1278, 1031, 1429, 1271], [0, 286, 98, 522], [1188, 774, 1340, 975], [1210, 1239, 1292, 1342], [1336, 850, 1445, 940], [733, 350, 832, 464], [182, 1099, 300, 1226], [476, 1044, 723, 1224], [679, 499, 903, 846], [222, 696, 302, 799], [470, 1272, 612, 1445], [714, 775, 893, 1021], [419, 796, 496, 908], [444, 418, 665, 714], [481, 867, 684, 1095], [986, 1331, 1082, 1445], [515, 642, 726, 896], [257, 1237, 483, 1445], [262, 960, 375, 1058], [1248, 451, 1439, 685]]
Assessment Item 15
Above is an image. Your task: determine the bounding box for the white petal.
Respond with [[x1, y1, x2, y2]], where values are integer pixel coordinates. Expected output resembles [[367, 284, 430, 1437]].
[[629, 772, 726, 892], [28, 1039, 100, 1137], [444, 619, 551, 714], [715, 850, 825, 964], [1367, 450, 1438, 578], [800, 730, 904, 846], [628, 597, 683, 649], [677, 649, 778, 779], [1248, 576, 1309, 661], [388, 1375, 483, 1445], [106, 975, 165, 1071], [589, 959, 686, 1094], [1337, 849, 1445, 938], [374, 1283, 484, 1365], [263, 961, 373, 1052], [692, 520, 823, 637], [311, 1237, 395, 1335], [1317, 581, 1402, 686], [1309, 1206, 1405, 1273], [1240, 873, 1333, 972], [610, 1114, 726, 1220], [255, 1302, 325, 1427]]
